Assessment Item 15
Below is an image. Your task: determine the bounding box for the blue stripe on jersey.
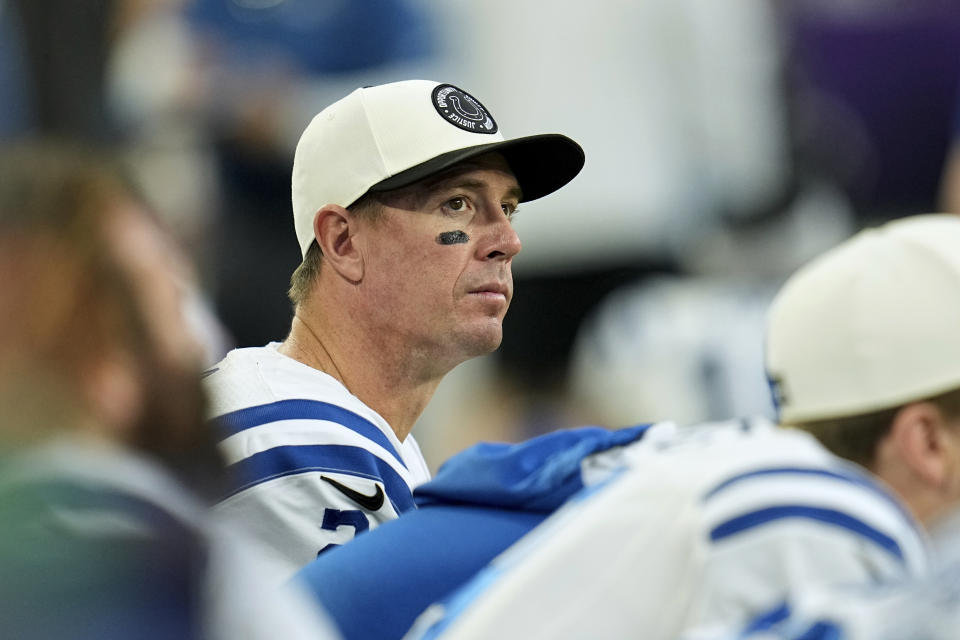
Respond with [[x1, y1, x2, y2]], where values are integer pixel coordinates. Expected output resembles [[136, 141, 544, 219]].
[[787, 621, 845, 640], [225, 444, 415, 514], [214, 399, 406, 469], [739, 602, 792, 635], [703, 466, 913, 524], [745, 616, 846, 640], [710, 504, 905, 562], [739, 601, 850, 640]]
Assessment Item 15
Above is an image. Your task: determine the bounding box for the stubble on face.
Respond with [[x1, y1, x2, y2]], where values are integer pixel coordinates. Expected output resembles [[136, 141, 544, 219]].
[[356, 155, 521, 369]]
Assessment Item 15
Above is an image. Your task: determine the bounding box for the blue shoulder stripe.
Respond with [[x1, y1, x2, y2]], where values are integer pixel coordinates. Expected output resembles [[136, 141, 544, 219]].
[[214, 399, 405, 469], [710, 504, 904, 562], [784, 621, 845, 640], [703, 466, 912, 523], [738, 601, 848, 640], [739, 602, 792, 635], [225, 444, 415, 514]]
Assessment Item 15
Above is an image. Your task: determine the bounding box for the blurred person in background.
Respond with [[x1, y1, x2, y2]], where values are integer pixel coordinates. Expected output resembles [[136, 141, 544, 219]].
[[404, 214, 960, 640], [0, 0, 120, 140], [204, 79, 584, 580], [0, 0, 218, 238], [0, 0, 440, 338], [692, 508, 960, 639], [0, 141, 338, 639], [0, 0, 230, 359], [162, 0, 440, 346], [507, 0, 960, 445], [569, 0, 960, 433], [569, 276, 781, 427]]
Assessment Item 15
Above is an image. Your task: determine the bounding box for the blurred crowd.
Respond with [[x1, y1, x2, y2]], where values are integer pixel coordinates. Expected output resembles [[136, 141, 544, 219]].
[[2, 0, 960, 462]]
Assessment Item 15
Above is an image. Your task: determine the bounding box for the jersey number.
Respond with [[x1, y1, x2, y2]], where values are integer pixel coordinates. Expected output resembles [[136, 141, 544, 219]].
[[317, 508, 370, 556]]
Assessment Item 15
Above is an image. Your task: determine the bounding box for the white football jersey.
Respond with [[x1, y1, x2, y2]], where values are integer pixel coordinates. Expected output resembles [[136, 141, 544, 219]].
[[698, 572, 960, 640], [407, 419, 929, 640], [205, 344, 431, 581], [698, 507, 960, 640]]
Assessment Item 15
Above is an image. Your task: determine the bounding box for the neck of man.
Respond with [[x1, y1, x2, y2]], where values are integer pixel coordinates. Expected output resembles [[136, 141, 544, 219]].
[[279, 312, 446, 443]]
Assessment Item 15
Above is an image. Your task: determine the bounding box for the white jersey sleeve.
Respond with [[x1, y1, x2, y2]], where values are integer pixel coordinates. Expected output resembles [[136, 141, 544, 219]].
[[686, 460, 927, 631], [689, 509, 960, 640], [691, 567, 960, 640], [406, 420, 928, 640], [205, 345, 431, 581]]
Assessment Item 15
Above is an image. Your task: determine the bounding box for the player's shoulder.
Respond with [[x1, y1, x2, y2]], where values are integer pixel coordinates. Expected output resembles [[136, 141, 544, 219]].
[[625, 417, 824, 476], [204, 344, 387, 424], [614, 418, 926, 559], [691, 428, 928, 573], [206, 345, 427, 506], [686, 419, 907, 520], [203, 345, 280, 416], [204, 344, 325, 408]]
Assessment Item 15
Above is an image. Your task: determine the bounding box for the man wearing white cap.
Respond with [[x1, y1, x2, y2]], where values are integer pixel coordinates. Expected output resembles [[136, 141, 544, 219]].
[[203, 80, 584, 579], [404, 214, 960, 640]]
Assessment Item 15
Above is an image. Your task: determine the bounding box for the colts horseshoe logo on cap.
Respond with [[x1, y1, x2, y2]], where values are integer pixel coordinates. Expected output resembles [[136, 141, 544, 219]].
[[431, 84, 498, 134]]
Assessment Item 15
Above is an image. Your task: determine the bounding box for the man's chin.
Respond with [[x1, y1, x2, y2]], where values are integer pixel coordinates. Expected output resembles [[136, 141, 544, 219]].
[[456, 323, 504, 358]]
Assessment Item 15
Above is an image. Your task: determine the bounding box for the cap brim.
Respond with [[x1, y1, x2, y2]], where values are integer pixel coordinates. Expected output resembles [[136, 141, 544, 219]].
[[368, 133, 585, 203]]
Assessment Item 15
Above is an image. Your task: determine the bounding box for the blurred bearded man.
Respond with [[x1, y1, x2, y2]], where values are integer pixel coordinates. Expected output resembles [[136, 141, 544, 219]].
[[0, 142, 339, 640]]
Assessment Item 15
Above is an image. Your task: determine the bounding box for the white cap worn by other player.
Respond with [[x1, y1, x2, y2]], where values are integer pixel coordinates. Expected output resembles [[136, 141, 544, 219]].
[[766, 214, 960, 423], [291, 79, 585, 258]]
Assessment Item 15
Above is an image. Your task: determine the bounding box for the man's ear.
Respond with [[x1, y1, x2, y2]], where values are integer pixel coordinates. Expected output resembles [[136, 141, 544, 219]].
[[887, 402, 952, 489], [313, 204, 363, 282]]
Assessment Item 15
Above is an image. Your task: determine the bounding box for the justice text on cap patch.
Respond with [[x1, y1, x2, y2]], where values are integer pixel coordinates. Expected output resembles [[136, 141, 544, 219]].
[[431, 84, 498, 134]]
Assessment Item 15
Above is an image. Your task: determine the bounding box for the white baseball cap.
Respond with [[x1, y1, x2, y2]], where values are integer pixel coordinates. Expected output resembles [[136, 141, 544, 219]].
[[291, 79, 585, 257], [766, 214, 960, 423]]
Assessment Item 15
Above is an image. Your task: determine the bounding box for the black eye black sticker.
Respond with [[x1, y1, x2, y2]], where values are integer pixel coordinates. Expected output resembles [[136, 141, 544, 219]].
[[437, 230, 470, 245]]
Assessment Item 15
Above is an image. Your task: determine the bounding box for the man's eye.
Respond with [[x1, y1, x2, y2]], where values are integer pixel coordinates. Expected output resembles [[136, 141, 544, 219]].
[[502, 203, 518, 218], [447, 197, 467, 212]]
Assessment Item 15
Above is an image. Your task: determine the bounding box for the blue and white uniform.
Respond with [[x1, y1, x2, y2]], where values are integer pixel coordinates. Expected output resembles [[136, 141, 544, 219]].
[[205, 344, 431, 580], [696, 509, 960, 640], [695, 572, 960, 640], [407, 419, 930, 640], [297, 424, 650, 640]]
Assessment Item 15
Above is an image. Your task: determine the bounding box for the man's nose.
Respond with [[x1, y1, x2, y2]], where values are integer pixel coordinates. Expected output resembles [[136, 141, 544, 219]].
[[482, 215, 522, 261]]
